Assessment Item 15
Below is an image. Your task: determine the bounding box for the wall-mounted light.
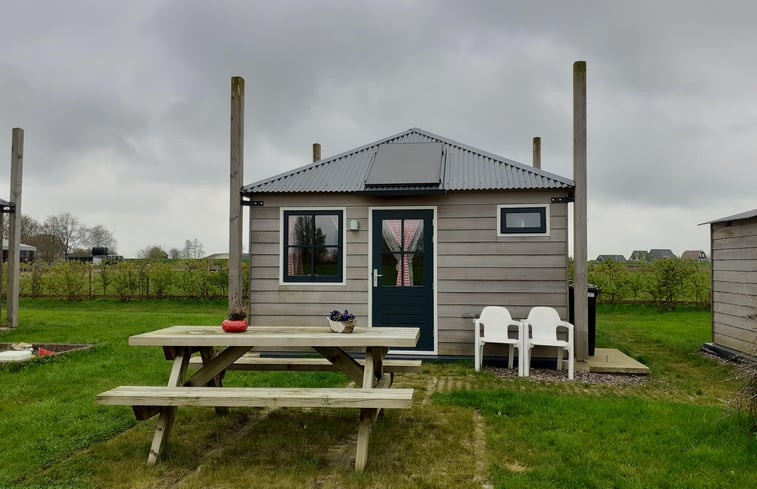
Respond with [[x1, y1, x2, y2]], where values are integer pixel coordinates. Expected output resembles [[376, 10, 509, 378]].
[[349, 219, 359, 231]]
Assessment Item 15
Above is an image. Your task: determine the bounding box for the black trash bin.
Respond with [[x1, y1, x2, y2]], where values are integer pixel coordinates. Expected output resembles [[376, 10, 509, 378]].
[[568, 284, 600, 356]]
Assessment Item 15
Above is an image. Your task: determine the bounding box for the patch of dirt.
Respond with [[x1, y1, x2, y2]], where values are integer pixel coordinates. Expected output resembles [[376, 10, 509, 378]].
[[487, 367, 648, 386]]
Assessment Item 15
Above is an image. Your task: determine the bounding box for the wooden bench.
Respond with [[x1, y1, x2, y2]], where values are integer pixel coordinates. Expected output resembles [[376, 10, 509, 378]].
[[96, 385, 415, 471], [96, 385, 415, 411], [187, 354, 422, 374]]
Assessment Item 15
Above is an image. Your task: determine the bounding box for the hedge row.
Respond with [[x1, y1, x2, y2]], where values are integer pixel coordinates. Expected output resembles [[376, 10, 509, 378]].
[[10, 260, 247, 301]]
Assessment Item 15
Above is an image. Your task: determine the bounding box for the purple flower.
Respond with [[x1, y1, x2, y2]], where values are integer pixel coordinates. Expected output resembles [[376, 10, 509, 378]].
[[329, 309, 355, 321]]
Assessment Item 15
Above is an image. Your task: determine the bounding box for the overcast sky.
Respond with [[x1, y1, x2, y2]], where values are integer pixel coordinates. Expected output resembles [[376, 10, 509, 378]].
[[1, 0, 754, 258]]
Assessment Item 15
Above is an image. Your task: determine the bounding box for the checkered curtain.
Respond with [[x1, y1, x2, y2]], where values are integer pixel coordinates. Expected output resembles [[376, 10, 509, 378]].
[[382, 220, 421, 286]]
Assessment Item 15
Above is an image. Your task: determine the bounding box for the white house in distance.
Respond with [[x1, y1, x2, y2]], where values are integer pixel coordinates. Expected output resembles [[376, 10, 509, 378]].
[[703, 209, 757, 358], [241, 128, 576, 359]]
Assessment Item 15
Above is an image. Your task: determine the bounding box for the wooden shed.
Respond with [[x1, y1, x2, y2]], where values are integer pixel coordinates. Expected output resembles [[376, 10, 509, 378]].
[[704, 209, 757, 357], [241, 128, 575, 357]]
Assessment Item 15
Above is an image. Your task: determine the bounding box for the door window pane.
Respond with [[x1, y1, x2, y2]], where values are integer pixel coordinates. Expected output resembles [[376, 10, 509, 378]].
[[380, 253, 399, 286], [404, 220, 423, 252], [410, 253, 424, 285]]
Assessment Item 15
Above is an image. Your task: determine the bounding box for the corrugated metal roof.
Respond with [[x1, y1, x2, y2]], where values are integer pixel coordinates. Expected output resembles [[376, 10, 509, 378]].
[[702, 208, 757, 225], [242, 127, 574, 194]]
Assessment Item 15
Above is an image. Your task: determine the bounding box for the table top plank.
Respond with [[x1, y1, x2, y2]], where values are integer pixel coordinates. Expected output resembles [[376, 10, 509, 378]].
[[129, 326, 420, 349]]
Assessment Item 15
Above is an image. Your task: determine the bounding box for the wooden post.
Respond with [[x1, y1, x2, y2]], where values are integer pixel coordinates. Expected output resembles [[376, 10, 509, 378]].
[[0, 210, 3, 322], [312, 143, 321, 162], [228, 77, 244, 317], [532, 137, 541, 169], [573, 61, 588, 360], [7, 128, 23, 328]]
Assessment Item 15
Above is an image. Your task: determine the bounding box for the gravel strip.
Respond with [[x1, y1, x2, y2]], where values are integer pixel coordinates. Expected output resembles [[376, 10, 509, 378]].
[[488, 367, 648, 385]]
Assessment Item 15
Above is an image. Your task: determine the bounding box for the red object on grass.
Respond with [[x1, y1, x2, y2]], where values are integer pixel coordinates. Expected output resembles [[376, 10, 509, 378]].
[[37, 347, 55, 356], [221, 319, 248, 333]]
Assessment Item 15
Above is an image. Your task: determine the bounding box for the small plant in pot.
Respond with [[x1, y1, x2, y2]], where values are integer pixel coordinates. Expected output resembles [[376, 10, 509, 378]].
[[222, 311, 248, 333], [327, 309, 356, 333]]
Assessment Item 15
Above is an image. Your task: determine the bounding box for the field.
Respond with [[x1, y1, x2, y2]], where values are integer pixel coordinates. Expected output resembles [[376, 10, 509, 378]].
[[0, 300, 755, 488]]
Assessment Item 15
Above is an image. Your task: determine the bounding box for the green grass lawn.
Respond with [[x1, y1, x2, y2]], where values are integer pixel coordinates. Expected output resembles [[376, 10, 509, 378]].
[[0, 300, 754, 488]]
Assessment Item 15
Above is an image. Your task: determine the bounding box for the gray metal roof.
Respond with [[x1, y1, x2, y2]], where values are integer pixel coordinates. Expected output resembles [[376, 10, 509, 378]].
[[702, 208, 757, 225], [242, 128, 574, 194]]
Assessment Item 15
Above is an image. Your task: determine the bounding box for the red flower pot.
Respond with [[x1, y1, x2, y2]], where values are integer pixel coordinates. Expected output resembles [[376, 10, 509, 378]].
[[221, 319, 248, 333]]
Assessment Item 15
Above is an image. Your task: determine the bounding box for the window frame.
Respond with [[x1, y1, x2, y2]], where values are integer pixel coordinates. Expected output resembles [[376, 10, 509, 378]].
[[280, 208, 346, 285], [497, 204, 550, 236]]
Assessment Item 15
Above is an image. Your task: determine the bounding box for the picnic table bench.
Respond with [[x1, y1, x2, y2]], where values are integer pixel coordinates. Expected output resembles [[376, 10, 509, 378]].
[[96, 325, 420, 472]]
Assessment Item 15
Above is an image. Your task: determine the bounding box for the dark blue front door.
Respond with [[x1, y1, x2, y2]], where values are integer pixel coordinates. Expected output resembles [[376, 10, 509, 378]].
[[371, 209, 434, 352]]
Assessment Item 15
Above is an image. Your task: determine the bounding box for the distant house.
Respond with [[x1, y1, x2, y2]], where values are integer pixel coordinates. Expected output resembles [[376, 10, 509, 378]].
[[2, 240, 36, 263], [241, 127, 575, 357], [702, 209, 757, 358], [595, 254, 626, 263], [681, 250, 708, 261], [648, 249, 676, 260], [628, 250, 649, 262]]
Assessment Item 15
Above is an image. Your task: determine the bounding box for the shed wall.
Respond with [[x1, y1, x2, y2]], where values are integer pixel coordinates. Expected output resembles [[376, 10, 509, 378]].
[[711, 217, 757, 354], [248, 190, 569, 356]]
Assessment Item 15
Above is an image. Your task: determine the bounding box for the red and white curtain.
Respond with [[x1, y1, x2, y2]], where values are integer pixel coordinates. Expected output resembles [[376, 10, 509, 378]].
[[382, 220, 421, 286]]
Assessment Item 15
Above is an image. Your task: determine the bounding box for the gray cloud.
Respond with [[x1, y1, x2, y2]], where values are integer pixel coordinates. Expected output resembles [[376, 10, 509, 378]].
[[1, 0, 755, 256]]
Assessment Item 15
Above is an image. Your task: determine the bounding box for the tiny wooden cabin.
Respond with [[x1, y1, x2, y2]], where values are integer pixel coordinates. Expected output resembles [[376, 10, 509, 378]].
[[242, 128, 575, 357], [705, 209, 757, 357]]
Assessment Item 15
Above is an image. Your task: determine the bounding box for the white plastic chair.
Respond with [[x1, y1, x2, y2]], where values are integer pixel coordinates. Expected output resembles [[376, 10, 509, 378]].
[[474, 306, 524, 375], [523, 307, 574, 380]]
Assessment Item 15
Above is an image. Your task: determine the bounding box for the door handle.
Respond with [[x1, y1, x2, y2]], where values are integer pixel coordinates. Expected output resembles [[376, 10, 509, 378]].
[[373, 269, 382, 287]]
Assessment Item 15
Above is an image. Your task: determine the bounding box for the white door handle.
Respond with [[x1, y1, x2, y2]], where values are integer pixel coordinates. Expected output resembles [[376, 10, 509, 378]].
[[373, 269, 382, 287]]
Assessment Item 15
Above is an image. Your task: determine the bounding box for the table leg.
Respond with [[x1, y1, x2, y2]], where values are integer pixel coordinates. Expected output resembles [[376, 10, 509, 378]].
[[200, 347, 228, 415], [147, 350, 190, 465], [355, 408, 378, 472]]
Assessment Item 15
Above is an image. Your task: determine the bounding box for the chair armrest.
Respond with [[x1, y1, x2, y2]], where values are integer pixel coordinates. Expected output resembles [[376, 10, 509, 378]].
[[557, 321, 574, 343]]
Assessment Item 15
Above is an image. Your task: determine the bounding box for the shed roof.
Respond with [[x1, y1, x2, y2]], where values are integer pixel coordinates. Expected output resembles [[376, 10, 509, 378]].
[[0, 198, 14, 213], [242, 128, 574, 194], [702, 208, 757, 225]]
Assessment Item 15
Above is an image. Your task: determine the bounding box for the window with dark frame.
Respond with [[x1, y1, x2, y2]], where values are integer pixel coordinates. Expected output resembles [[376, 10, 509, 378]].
[[283, 210, 343, 283], [499, 206, 547, 234]]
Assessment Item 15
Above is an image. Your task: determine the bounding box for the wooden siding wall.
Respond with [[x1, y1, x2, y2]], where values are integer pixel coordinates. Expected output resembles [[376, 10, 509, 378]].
[[711, 217, 757, 354], [248, 190, 569, 356]]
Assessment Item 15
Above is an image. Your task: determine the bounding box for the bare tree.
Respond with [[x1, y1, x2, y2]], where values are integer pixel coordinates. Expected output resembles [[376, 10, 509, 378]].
[[86, 224, 117, 252], [44, 213, 87, 259], [181, 238, 205, 259], [168, 247, 181, 259]]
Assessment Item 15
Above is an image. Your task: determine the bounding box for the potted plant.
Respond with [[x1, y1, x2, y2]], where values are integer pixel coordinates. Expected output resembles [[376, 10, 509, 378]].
[[327, 309, 356, 333], [222, 311, 248, 333]]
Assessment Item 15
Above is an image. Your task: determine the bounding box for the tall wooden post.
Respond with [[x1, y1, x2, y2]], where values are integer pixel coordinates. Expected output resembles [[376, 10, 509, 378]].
[[0, 210, 4, 322], [312, 143, 321, 162], [573, 61, 588, 360], [532, 137, 541, 169], [228, 77, 244, 316], [7, 128, 23, 328]]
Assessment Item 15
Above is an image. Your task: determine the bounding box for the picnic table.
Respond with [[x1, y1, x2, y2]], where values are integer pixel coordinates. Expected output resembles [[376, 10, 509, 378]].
[[96, 325, 420, 472]]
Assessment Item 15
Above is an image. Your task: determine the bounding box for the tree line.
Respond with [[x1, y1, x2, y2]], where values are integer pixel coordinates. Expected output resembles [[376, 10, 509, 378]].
[[584, 257, 711, 309], [4, 212, 117, 262]]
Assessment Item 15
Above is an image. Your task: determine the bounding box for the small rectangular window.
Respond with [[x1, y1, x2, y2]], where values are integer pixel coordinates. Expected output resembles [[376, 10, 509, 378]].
[[498, 205, 549, 235], [283, 210, 343, 283]]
